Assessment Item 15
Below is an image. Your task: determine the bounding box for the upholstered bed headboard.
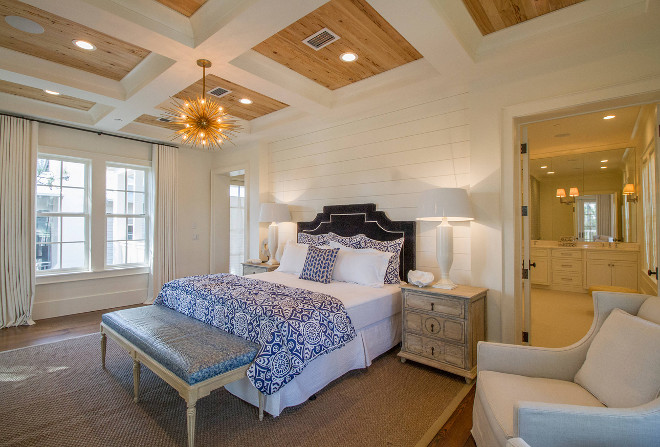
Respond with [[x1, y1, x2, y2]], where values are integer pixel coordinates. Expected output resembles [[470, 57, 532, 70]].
[[296, 204, 416, 281]]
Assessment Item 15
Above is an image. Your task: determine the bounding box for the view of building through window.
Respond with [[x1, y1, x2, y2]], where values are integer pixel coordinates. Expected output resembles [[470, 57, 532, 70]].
[[229, 171, 246, 275], [36, 156, 88, 271]]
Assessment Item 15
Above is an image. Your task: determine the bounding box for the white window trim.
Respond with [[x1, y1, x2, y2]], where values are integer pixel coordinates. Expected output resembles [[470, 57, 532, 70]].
[[36, 154, 91, 275], [36, 146, 152, 278]]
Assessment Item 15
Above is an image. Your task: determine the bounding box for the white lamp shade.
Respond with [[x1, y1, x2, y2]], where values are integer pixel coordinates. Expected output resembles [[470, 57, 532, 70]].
[[259, 203, 291, 223], [417, 188, 474, 222]]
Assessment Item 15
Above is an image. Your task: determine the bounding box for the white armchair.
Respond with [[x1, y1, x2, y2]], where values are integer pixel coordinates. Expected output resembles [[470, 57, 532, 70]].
[[472, 291, 660, 447]]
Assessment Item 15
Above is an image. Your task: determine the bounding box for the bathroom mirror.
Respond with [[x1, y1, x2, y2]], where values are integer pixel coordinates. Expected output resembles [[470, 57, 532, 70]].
[[529, 148, 636, 243]]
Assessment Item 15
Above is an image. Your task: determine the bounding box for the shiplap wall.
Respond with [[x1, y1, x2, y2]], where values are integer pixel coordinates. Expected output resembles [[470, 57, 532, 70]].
[[269, 92, 473, 284]]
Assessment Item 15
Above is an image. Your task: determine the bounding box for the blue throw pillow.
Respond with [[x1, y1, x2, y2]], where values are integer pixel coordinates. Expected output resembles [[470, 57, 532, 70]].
[[299, 246, 340, 284]]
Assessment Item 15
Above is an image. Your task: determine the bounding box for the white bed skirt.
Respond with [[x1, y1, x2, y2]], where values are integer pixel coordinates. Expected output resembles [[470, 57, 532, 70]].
[[225, 312, 402, 417]]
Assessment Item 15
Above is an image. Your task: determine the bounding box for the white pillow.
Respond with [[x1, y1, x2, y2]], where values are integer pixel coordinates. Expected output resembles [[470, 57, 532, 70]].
[[329, 242, 393, 288], [275, 241, 308, 274], [574, 308, 660, 408]]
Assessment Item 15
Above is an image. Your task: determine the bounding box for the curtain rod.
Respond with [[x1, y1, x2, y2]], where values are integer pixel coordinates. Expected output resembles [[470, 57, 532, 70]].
[[0, 111, 179, 149]]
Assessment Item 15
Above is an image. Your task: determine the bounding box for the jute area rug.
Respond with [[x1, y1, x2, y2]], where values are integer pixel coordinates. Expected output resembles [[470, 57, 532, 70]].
[[0, 334, 471, 447]]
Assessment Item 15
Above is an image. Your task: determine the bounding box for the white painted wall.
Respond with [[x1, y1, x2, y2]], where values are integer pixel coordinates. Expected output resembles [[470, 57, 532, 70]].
[[33, 124, 215, 319], [268, 91, 474, 286]]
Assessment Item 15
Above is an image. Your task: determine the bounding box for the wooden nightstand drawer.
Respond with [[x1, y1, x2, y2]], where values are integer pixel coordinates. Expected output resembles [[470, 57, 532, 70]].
[[405, 292, 464, 319], [405, 334, 466, 368], [404, 311, 465, 343], [241, 263, 278, 275]]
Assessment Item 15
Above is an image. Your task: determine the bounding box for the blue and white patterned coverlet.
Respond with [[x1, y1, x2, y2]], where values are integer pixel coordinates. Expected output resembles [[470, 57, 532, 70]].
[[154, 274, 356, 395]]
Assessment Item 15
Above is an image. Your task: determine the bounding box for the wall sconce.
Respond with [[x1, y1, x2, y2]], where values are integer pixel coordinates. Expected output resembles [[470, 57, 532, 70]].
[[623, 183, 638, 203], [556, 187, 578, 205]]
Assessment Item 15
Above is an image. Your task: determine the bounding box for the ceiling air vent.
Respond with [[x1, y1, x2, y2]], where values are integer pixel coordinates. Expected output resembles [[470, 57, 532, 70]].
[[302, 28, 340, 50], [207, 87, 231, 98], [157, 117, 172, 122]]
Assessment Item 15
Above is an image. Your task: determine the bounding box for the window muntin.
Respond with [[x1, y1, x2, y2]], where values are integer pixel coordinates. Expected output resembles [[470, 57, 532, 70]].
[[105, 165, 149, 266], [36, 156, 89, 272]]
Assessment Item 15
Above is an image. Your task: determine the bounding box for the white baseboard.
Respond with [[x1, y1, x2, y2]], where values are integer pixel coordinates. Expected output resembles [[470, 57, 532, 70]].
[[32, 288, 148, 320]]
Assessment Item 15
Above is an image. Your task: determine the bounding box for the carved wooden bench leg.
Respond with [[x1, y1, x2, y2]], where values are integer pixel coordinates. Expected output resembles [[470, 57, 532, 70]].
[[133, 359, 141, 403], [187, 399, 197, 447], [258, 391, 266, 421], [101, 332, 107, 369]]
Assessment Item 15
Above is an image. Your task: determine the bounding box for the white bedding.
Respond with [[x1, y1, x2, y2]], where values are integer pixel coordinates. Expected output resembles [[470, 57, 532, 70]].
[[247, 271, 402, 329], [225, 271, 403, 416]]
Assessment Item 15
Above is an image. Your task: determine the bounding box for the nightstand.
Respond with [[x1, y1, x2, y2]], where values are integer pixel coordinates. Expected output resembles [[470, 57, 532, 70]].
[[241, 262, 278, 275], [398, 283, 487, 383]]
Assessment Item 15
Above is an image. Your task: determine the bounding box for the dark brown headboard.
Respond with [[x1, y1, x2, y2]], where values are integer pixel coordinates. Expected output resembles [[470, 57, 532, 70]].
[[296, 204, 416, 281]]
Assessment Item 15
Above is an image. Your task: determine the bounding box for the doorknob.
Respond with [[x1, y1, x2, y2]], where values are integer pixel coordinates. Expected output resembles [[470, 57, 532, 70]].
[[648, 268, 658, 280], [530, 262, 536, 268]]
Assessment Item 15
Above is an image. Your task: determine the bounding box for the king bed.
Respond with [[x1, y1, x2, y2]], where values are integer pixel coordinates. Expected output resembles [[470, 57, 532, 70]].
[[154, 203, 416, 417]]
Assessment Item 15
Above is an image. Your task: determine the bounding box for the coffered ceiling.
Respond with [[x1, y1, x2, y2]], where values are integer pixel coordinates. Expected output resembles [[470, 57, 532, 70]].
[[252, 0, 422, 90], [0, 0, 652, 147], [462, 0, 584, 35], [159, 74, 288, 121], [154, 0, 208, 17], [0, 0, 150, 81]]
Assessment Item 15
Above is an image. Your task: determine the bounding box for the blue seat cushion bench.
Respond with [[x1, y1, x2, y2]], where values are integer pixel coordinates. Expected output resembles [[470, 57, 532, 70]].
[[102, 305, 259, 385]]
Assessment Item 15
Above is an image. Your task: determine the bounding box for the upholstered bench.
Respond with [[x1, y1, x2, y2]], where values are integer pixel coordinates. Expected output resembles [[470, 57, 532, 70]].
[[100, 305, 262, 447]]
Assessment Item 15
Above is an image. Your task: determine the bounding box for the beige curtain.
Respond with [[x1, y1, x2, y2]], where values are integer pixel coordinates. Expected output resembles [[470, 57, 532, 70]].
[[147, 144, 178, 301], [1, 116, 38, 327]]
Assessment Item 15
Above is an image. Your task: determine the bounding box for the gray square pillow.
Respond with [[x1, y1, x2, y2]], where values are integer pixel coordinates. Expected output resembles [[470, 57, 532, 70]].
[[574, 308, 660, 408]]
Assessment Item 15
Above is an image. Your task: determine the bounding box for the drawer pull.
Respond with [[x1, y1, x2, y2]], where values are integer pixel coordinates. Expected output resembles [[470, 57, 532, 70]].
[[431, 302, 434, 311], [562, 277, 572, 281], [561, 264, 572, 268]]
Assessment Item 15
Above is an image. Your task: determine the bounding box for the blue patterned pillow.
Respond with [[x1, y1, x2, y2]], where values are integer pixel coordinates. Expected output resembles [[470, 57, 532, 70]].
[[299, 246, 340, 284], [360, 236, 404, 284], [297, 232, 330, 246], [328, 232, 364, 249]]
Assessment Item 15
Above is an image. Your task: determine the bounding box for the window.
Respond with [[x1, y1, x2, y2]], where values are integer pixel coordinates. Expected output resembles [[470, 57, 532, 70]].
[[577, 198, 598, 242], [106, 165, 148, 266], [36, 156, 89, 271], [229, 179, 246, 275]]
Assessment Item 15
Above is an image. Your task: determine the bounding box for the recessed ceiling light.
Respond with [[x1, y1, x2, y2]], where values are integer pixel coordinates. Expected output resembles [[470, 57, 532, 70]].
[[43, 90, 60, 95], [73, 40, 96, 50], [340, 52, 358, 62], [239, 98, 253, 105], [547, 171, 555, 174], [601, 166, 607, 169], [603, 115, 615, 120], [5, 16, 44, 34], [540, 165, 547, 169], [600, 159, 608, 162]]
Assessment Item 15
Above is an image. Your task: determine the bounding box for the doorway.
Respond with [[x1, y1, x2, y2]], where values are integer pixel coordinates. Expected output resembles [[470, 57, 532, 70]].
[[210, 166, 249, 274], [520, 103, 659, 347]]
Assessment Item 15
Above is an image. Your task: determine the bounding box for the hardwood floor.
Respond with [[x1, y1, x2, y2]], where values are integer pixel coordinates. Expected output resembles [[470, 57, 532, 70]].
[[0, 306, 477, 446]]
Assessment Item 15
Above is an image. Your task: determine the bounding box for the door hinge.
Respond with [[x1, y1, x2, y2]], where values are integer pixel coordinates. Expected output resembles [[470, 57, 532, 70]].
[[520, 143, 527, 154], [521, 206, 528, 216], [522, 268, 529, 280], [522, 331, 529, 343]]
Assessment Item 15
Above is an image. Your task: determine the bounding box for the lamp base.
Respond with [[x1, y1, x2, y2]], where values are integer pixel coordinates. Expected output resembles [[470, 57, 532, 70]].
[[265, 258, 279, 266]]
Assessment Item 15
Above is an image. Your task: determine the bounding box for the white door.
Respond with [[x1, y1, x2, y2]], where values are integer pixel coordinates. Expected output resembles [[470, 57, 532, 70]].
[[654, 104, 660, 295], [211, 173, 230, 273]]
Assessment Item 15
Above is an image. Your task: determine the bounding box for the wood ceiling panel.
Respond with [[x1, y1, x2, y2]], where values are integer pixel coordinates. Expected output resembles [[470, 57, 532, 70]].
[[159, 74, 288, 121], [252, 0, 423, 91], [0, 80, 95, 111], [462, 0, 584, 35], [134, 114, 179, 130], [0, 0, 150, 81], [153, 0, 207, 17]]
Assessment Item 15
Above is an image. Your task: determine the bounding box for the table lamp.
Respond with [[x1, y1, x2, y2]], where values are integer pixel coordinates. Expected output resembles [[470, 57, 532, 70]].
[[259, 203, 291, 265], [417, 188, 474, 289]]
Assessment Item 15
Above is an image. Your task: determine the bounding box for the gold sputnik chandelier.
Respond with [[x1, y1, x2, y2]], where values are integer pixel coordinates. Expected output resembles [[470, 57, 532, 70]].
[[162, 59, 240, 150]]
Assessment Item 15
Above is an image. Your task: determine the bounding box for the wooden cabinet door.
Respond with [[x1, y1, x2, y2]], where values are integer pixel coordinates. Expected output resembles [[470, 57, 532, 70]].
[[530, 257, 550, 285], [586, 259, 612, 287], [611, 262, 638, 290]]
